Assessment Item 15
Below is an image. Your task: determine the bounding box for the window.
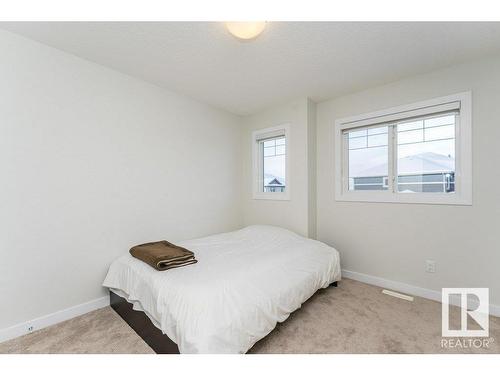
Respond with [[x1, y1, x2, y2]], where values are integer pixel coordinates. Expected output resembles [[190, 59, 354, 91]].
[[396, 114, 456, 193], [335, 92, 472, 205], [252, 125, 290, 200], [347, 124, 389, 191]]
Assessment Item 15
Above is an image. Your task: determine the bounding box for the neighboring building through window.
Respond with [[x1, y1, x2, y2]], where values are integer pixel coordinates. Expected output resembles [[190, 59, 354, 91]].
[[335, 92, 472, 205], [265, 177, 285, 192]]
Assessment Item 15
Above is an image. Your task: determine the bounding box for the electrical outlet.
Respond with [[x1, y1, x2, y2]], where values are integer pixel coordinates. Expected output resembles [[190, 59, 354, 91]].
[[425, 260, 436, 273]]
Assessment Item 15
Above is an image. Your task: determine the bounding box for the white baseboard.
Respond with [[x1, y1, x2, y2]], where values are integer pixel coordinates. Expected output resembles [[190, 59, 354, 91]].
[[342, 269, 500, 318], [0, 295, 110, 344]]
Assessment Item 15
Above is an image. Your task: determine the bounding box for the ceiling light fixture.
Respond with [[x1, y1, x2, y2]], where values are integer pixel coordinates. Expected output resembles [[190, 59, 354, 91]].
[[225, 22, 266, 40]]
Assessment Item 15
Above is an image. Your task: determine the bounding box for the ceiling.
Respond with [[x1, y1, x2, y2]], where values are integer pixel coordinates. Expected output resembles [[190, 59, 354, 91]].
[[2, 22, 500, 115]]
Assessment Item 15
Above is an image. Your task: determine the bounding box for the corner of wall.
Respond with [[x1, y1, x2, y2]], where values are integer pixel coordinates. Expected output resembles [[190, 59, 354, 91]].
[[306, 98, 317, 239]]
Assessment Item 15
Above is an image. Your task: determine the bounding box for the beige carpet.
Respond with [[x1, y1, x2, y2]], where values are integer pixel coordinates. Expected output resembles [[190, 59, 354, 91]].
[[1, 279, 498, 354]]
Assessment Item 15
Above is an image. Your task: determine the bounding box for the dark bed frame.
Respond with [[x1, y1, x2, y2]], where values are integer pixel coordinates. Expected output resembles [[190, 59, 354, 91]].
[[110, 281, 338, 354]]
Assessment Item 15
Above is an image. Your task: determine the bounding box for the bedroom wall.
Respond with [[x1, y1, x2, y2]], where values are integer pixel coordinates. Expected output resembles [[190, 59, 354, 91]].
[[0, 30, 243, 331], [316, 54, 500, 306], [241, 98, 317, 238]]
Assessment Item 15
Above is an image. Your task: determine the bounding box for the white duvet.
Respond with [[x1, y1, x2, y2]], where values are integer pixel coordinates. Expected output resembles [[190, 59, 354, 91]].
[[102, 225, 341, 353]]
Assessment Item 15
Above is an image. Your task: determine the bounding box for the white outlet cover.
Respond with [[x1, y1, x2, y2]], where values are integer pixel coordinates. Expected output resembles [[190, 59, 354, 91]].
[[426, 260, 436, 273]]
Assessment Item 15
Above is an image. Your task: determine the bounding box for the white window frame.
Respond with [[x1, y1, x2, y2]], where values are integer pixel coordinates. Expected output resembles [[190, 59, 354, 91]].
[[252, 124, 291, 200], [334, 92, 472, 205]]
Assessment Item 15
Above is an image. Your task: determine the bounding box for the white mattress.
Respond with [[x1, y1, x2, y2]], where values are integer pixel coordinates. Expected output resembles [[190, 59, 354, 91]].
[[102, 225, 341, 353]]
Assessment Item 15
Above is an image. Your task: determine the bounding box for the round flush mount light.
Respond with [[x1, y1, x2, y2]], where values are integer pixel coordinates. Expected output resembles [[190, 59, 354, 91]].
[[225, 22, 266, 40]]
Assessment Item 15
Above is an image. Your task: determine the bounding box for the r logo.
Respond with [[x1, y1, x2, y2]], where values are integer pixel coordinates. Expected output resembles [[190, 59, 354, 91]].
[[442, 288, 489, 337]]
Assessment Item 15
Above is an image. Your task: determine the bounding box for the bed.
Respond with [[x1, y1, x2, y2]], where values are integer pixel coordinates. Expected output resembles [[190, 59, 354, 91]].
[[103, 225, 341, 353]]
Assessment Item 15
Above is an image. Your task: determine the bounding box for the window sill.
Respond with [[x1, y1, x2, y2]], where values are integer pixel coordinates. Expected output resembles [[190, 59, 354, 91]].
[[253, 192, 290, 201], [335, 191, 472, 206]]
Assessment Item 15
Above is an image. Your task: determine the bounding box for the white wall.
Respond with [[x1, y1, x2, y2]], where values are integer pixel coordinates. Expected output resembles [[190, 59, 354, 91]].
[[241, 98, 316, 238], [316, 55, 500, 305], [0, 30, 243, 330]]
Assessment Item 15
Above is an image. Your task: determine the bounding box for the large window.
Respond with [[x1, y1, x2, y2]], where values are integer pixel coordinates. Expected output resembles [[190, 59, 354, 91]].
[[252, 125, 290, 200], [335, 92, 472, 205]]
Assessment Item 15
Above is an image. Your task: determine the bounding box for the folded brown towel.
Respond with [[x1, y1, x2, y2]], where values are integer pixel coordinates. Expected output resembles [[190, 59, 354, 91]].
[[130, 240, 197, 271], [156, 258, 198, 271]]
